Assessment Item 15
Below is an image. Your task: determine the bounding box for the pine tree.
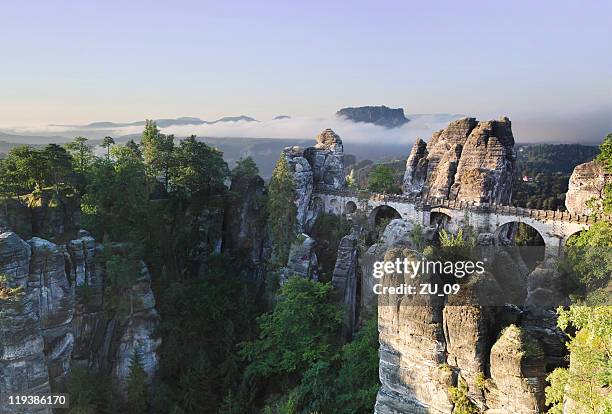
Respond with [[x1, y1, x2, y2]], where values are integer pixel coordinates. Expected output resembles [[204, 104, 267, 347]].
[[267, 156, 297, 265], [126, 349, 148, 414], [101, 136, 115, 159]]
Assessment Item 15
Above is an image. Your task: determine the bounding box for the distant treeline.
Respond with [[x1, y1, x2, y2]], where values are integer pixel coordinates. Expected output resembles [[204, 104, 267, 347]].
[[512, 144, 599, 210]]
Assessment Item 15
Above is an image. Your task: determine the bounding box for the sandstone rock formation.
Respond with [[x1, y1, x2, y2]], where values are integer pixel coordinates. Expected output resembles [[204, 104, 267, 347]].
[[336, 105, 409, 128], [402, 117, 516, 204], [331, 230, 360, 339], [304, 128, 345, 191], [565, 159, 610, 215], [282, 146, 314, 232], [281, 129, 346, 232], [0, 230, 160, 408], [280, 234, 319, 283], [223, 172, 267, 268], [373, 223, 565, 413]]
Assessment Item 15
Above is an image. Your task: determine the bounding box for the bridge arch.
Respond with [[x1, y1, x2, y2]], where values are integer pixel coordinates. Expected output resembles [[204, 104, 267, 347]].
[[565, 229, 586, 245], [368, 205, 401, 229], [430, 208, 452, 230], [494, 220, 546, 267], [344, 200, 357, 214]]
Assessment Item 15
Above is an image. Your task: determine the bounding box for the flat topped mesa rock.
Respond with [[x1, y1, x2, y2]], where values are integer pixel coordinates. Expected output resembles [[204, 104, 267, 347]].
[[336, 105, 409, 128], [402, 116, 516, 204]]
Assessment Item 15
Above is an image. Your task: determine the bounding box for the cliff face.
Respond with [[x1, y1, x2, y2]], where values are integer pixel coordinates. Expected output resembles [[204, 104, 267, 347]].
[[373, 225, 568, 413], [336, 106, 409, 128], [0, 230, 160, 410], [282, 128, 346, 232], [402, 117, 516, 204], [565, 159, 610, 214]]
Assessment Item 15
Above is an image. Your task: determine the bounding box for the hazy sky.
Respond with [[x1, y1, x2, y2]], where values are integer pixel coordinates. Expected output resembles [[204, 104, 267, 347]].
[[1, 0, 611, 141]]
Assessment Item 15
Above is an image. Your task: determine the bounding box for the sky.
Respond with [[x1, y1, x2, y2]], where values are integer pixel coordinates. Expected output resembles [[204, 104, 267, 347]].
[[1, 0, 611, 142]]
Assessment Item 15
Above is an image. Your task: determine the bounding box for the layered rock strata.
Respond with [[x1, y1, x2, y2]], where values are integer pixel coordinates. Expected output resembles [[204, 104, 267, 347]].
[[0, 230, 160, 411], [282, 129, 345, 232], [402, 117, 516, 204]]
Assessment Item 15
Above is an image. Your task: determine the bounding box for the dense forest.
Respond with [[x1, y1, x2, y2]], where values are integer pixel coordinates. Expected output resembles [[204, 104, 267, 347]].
[[0, 126, 610, 413], [0, 122, 379, 413]]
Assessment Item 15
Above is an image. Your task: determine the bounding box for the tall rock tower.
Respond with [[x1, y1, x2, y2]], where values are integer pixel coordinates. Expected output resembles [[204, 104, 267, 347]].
[[402, 117, 516, 204]]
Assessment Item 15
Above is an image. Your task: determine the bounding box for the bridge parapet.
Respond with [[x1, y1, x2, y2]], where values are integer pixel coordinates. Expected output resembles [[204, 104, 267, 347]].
[[312, 187, 602, 224]]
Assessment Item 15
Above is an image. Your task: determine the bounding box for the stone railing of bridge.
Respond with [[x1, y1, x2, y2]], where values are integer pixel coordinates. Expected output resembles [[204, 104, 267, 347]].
[[312, 187, 608, 225]]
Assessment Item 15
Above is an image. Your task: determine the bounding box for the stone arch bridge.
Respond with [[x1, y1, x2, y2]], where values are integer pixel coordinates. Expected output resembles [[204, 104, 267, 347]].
[[312, 187, 601, 256]]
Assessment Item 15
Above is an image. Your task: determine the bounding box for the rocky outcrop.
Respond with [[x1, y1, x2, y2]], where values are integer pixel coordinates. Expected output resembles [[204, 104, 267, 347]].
[[304, 129, 345, 191], [331, 230, 360, 339], [0, 232, 52, 414], [223, 172, 267, 268], [486, 325, 547, 413], [0, 230, 160, 408], [336, 106, 409, 128], [281, 129, 346, 232], [402, 117, 516, 204], [565, 159, 610, 215], [280, 234, 319, 283], [372, 222, 565, 413], [282, 146, 315, 232]]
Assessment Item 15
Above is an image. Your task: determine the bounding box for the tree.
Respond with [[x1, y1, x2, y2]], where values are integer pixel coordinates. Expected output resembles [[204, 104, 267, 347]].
[[126, 349, 149, 414], [140, 120, 174, 192], [42, 144, 74, 190], [0, 146, 46, 195], [66, 136, 94, 174], [231, 156, 259, 179], [240, 277, 342, 380], [169, 136, 229, 198], [101, 136, 115, 159], [81, 144, 149, 240], [367, 165, 397, 193], [545, 306, 612, 414], [267, 156, 297, 265]]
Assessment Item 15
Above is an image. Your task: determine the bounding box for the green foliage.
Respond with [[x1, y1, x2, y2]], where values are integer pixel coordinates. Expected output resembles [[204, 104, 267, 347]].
[[512, 144, 599, 210], [153, 254, 262, 413], [267, 156, 297, 265], [334, 318, 380, 414], [410, 224, 425, 250], [232, 156, 259, 178], [448, 377, 480, 414], [240, 277, 343, 379], [81, 145, 149, 241], [101, 136, 115, 159], [68, 366, 116, 414], [367, 165, 397, 193], [545, 306, 612, 414], [169, 135, 229, 198], [563, 221, 612, 301], [66, 136, 94, 175], [140, 120, 175, 192], [0, 144, 74, 196], [127, 349, 149, 414]]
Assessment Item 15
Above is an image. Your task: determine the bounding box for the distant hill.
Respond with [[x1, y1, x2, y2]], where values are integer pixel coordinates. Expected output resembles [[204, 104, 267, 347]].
[[336, 105, 409, 128], [53, 115, 258, 130]]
